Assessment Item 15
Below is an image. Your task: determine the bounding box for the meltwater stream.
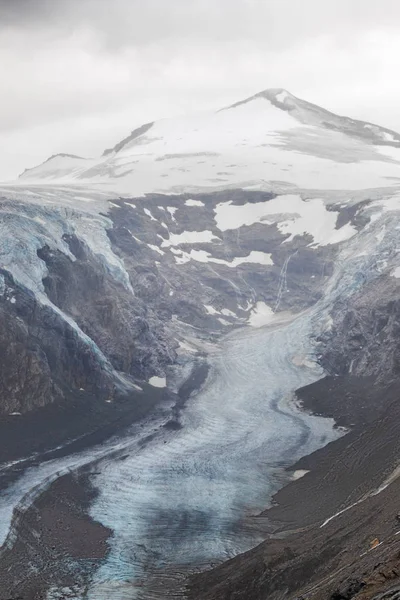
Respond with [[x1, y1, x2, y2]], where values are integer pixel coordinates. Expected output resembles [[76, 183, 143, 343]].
[[86, 313, 338, 599]]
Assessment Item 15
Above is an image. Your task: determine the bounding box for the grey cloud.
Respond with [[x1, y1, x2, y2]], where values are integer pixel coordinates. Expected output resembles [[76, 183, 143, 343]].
[[1, 0, 400, 180], [2, 0, 400, 50], [0, 0, 61, 26]]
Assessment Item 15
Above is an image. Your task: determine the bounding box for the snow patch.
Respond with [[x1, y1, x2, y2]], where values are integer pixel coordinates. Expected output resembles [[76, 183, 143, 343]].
[[391, 267, 400, 278], [129, 232, 142, 244], [185, 199, 205, 207], [161, 230, 219, 248], [248, 302, 275, 327], [275, 91, 289, 103], [170, 248, 272, 268], [147, 244, 165, 256], [148, 376, 167, 388], [320, 500, 361, 528], [214, 194, 357, 247], [220, 308, 236, 318], [292, 469, 310, 480], [144, 208, 157, 221], [204, 304, 219, 315], [217, 318, 231, 326], [239, 300, 254, 312], [230, 251, 273, 267], [167, 207, 177, 221], [382, 131, 396, 142]]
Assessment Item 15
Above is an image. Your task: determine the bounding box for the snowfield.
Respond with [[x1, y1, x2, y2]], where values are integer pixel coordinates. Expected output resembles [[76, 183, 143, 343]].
[[213, 194, 357, 245], [18, 89, 400, 196]]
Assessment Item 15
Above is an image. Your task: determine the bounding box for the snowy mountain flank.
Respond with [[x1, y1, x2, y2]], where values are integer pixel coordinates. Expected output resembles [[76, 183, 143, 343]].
[[1, 89, 400, 599], [18, 88, 400, 193]]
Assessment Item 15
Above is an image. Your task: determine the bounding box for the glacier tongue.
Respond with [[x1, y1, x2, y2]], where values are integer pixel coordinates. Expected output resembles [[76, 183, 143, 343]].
[[87, 313, 339, 599]]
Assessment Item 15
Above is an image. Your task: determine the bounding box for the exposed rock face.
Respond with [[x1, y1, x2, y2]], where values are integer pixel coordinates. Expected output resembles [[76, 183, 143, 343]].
[[37, 235, 175, 380], [318, 276, 400, 383], [0, 268, 113, 415]]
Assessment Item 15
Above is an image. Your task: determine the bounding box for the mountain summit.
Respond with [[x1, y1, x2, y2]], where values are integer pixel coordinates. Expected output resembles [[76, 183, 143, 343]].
[[18, 88, 400, 195], [236, 87, 400, 143]]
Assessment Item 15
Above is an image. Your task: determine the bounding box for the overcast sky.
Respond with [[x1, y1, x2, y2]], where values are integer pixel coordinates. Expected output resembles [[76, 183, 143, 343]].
[[1, 0, 400, 180]]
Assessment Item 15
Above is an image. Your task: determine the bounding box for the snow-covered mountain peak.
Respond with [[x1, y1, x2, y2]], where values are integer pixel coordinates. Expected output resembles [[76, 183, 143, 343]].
[[230, 87, 294, 107], [16, 88, 400, 196], [19, 153, 91, 181], [232, 88, 400, 146]]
